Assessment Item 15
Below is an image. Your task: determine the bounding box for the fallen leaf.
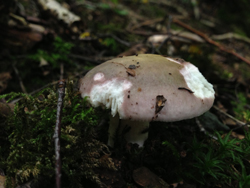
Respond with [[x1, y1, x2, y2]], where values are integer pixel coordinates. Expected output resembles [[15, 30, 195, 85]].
[[0, 175, 6, 188]]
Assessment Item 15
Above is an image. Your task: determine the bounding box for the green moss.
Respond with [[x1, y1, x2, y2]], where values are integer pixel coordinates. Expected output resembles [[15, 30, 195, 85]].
[[143, 116, 250, 187], [28, 37, 74, 69], [159, 127, 250, 187], [0, 81, 116, 188]]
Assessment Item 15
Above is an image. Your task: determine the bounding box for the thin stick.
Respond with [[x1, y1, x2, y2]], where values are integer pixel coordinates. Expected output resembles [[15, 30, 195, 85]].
[[12, 62, 28, 94], [213, 105, 247, 126], [195, 118, 218, 140], [97, 34, 131, 47], [54, 80, 66, 188], [60, 63, 64, 80]]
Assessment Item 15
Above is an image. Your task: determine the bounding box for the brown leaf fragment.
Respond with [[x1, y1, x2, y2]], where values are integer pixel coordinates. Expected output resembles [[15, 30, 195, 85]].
[[133, 166, 169, 188], [155, 95, 167, 114], [0, 72, 12, 93], [231, 131, 245, 140], [126, 68, 136, 77]]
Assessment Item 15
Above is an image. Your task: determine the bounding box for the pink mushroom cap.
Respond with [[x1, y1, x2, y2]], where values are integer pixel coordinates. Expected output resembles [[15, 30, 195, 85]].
[[79, 54, 215, 122]]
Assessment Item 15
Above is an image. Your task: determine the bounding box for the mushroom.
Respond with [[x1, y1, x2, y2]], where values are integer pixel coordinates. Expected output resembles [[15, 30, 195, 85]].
[[78, 54, 215, 147]]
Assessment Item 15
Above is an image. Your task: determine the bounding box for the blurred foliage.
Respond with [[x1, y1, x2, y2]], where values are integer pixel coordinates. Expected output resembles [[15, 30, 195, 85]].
[[4, 37, 75, 93], [0, 82, 116, 188], [160, 126, 250, 187], [232, 92, 250, 122], [217, 0, 250, 37], [184, 131, 250, 186], [1, 0, 250, 187], [28, 37, 74, 69]]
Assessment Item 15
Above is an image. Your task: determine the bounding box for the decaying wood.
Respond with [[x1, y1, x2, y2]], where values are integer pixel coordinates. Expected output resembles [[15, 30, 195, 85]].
[[37, 0, 80, 26]]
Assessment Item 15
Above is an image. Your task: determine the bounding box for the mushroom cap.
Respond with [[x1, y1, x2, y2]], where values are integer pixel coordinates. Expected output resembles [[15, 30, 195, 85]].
[[79, 54, 215, 122]]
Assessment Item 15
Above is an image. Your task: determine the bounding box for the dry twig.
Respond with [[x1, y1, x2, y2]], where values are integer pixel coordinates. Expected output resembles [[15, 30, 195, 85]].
[[211, 32, 250, 44], [213, 105, 249, 129], [12, 62, 27, 94], [173, 18, 250, 66], [54, 80, 66, 188]]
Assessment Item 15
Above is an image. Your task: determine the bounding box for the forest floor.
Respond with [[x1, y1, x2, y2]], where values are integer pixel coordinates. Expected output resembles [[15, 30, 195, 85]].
[[0, 0, 250, 188]]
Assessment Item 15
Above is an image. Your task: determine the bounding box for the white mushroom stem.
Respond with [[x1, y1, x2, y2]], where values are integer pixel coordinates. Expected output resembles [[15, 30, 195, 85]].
[[108, 114, 149, 147]]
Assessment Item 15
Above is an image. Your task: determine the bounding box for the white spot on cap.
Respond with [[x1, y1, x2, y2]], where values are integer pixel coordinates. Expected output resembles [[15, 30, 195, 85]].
[[93, 72, 105, 81], [180, 63, 214, 99], [89, 78, 132, 117], [123, 80, 132, 90]]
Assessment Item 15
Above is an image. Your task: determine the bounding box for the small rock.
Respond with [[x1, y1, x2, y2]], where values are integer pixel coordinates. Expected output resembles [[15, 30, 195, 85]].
[[133, 166, 169, 188]]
